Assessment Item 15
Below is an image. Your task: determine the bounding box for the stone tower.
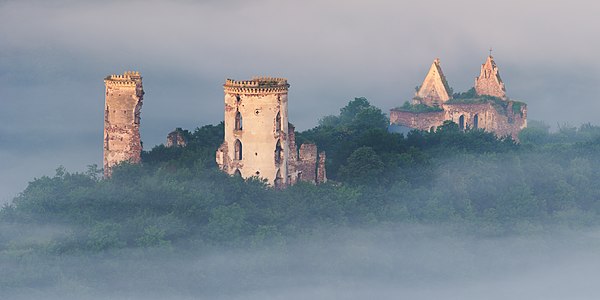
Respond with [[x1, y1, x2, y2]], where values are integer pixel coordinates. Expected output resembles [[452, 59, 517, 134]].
[[413, 58, 452, 107], [103, 71, 144, 177], [216, 77, 290, 187], [475, 55, 506, 99]]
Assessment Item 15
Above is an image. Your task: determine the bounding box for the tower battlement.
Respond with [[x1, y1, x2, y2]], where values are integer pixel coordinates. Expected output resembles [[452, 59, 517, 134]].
[[224, 77, 289, 94]]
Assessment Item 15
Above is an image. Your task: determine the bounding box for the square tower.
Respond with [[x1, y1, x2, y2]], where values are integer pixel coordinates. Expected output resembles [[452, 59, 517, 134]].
[[103, 71, 144, 177]]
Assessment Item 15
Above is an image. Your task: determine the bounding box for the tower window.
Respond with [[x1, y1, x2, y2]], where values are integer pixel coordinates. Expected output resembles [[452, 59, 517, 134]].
[[275, 111, 281, 133], [235, 110, 243, 130], [234, 139, 242, 160]]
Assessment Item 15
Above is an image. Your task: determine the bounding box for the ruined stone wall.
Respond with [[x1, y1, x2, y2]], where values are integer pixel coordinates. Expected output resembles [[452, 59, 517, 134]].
[[296, 144, 317, 183], [317, 151, 327, 184], [389, 109, 446, 131], [216, 77, 290, 186], [444, 102, 526, 139], [103, 71, 144, 177], [390, 101, 527, 139], [166, 128, 187, 147]]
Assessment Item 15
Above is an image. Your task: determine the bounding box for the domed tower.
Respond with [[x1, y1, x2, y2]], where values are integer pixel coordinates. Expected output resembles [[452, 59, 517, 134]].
[[103, 71, 144, 177], [216, 77, 290, 187]]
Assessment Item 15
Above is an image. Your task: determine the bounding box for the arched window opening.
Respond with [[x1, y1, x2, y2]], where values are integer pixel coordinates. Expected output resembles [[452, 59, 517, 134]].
[[274, 139, 283, 164], [234, 169, 242, 177], [275, 111, 281, 133], [473, 114, 479, 129], [234, 139, 242, 160], [430, 126, 435, 133], [235, 110, 243, 130], [459, 115, 465, 130]]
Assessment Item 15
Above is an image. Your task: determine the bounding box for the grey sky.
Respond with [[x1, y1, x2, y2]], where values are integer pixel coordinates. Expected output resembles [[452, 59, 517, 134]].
[[1, 0, 600, 202]]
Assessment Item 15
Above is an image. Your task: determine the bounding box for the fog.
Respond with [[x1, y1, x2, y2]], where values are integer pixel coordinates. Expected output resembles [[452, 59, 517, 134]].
[[2, 224, 600, 299], [2, 0, 600, 202]]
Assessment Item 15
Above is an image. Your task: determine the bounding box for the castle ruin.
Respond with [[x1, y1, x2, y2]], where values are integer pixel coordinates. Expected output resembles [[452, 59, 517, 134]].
[[103, 71, 144, 177], [216, 77, 326, 187], [390, 56, 527, 139]]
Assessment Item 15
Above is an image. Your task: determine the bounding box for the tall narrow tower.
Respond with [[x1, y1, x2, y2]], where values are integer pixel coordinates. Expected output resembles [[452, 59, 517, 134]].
[[216, 77, 290, 187], [103, 71, 144, 177]]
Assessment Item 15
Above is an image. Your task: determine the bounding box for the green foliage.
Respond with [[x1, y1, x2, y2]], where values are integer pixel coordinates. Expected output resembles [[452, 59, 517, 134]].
[[4, 99, 600, 255], [395, 101, 444, 113]]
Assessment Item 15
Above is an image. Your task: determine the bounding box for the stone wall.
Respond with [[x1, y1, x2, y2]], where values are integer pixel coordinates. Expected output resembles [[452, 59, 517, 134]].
[[389, 109, 446, 131], [166, 128, 187, 147], [390, 101, 527, 139], [103, 71, 144, 177]]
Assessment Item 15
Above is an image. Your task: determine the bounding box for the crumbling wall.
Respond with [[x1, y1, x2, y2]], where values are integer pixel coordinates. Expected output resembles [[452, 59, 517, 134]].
[[317, 151, 327, 184], [166, 128, 187, 147], [103, 71, 144, 177], [296, 144, 317, 183], [389, 109, 446, 131]]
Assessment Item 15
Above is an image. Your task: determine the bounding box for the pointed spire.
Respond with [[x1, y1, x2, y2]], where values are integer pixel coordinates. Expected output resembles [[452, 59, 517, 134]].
[[474, 54, 506, 99], [414, 58, 452, 107]]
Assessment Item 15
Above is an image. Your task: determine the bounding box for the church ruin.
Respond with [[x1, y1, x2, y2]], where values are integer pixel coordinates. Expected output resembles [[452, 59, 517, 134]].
[[216, 77, 326, 187], [103, 71, 144, 177], [390, 55, 527, 139]]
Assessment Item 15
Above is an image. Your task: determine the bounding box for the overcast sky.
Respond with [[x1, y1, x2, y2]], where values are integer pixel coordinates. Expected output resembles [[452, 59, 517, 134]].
[[1, 0, 599, 202]]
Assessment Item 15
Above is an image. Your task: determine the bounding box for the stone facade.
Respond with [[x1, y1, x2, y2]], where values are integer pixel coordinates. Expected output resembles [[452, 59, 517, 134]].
[[475, 56, 506, 99], [103, 71, 144, 177], [166, 128, 188, 147], [413, 58, 452, 107], [216, 77, 325, 187], [390, 56, 527, 139]]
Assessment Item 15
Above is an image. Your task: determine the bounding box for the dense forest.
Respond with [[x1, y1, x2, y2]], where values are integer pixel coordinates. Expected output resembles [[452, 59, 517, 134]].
[[3, 97, 600, 256], [5, 97, 600, 297]]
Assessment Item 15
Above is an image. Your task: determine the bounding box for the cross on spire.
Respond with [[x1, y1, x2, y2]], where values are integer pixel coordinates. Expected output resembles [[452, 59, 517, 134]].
[[489, 47, 493, 57]]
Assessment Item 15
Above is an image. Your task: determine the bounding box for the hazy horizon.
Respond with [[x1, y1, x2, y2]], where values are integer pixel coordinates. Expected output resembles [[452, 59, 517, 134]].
[[2, 0, 600, 201]]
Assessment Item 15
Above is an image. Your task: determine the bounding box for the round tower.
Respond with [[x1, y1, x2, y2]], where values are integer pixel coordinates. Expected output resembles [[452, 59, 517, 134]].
[[216, 77, 290, 187]]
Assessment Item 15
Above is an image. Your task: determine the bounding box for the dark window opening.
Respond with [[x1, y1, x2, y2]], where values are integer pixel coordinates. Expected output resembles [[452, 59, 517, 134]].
[[275, 111, 281, 133], [459, 115, 465, 130], [234, 139, 242, 160], [473, 114, 479, 129], [235, 110, 243, 130]]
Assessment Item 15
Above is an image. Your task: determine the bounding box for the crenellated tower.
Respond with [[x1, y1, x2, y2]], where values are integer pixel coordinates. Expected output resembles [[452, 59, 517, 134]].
[[475, 55, 506, 99], [103, 71, 144, 177], [216, 77, 291, 187]]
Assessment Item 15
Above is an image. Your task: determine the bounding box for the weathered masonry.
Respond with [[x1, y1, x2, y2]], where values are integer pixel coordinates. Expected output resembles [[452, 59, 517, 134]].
[[216, 77, 326, 187], [390, 56, 527, 139], [103, 71, 144, 177]]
